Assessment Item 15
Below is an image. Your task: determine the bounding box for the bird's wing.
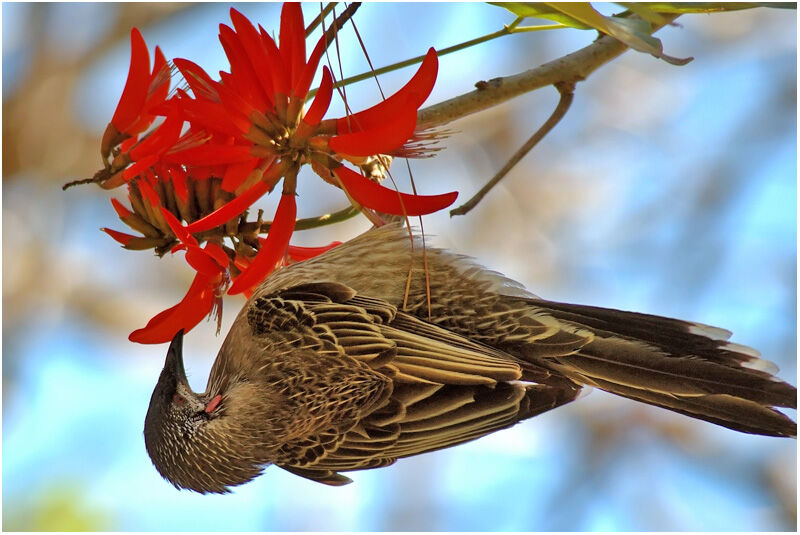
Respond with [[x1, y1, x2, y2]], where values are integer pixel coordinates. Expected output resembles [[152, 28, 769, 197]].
[[245, 282, 581, 486]]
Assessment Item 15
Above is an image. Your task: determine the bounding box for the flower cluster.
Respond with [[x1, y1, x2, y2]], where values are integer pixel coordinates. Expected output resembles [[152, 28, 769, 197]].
[[92, 4, 457, 343]]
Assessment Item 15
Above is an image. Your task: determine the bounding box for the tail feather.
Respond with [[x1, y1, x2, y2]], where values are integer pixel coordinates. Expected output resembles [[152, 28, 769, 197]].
[[528, 299, 781, 378], [584, 375, 796, 437], [525, 299, 797, 437], [559, 339, 795, 407]]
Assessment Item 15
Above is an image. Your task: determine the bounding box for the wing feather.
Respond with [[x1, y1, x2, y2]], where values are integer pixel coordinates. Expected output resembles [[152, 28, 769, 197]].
[[244, 281, 578, 484]]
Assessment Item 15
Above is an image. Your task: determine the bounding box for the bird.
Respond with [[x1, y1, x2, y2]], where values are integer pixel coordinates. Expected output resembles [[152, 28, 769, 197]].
[[144, 222, 797, 493]]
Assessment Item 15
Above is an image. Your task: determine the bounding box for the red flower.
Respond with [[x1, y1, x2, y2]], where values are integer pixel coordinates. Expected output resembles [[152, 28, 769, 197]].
[[101, 28, 169, 161], [334, 165, 458, 216], [184, 173, 273, 234], [165, 7, 452, 201], [228, 193, 296, 295], [327, 47, 440, 155], [128, 209, 230, 344], [101, 227, 137, 246], [128, 271, 221, 344], [96, 3, 457, 344]]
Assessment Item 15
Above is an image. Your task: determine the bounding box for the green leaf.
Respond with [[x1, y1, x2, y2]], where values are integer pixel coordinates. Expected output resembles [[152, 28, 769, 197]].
[[632, 2, 796, 14], [617, 3, 672, 24], [490, 3, 592, 29], [545, 3, 692, 65], [490, 2, 693, 66]]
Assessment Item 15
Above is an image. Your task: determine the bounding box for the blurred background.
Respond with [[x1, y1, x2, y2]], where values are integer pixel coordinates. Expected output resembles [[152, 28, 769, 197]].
[[2, 2, 796, 531]]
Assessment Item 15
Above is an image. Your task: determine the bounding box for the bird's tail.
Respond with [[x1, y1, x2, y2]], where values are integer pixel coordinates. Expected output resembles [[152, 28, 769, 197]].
[[525, 299, 797, 437]]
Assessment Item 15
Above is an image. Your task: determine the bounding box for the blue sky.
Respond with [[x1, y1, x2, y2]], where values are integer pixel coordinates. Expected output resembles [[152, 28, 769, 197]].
[[3, 3, 796, 531]]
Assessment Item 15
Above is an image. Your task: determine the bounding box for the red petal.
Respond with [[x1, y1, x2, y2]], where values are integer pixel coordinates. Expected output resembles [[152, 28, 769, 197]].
[[287, 241, 341, 262], [292, 35, 324, 101], [171, 125, 210, 149], [233, 253, 251, 272], [129, 107, 183, 161], [111, 28, 151, 133], [178, 93, 246, 137], [143, 167, 159, 187], [329, 103, 417, 157], [122, 116, 153, 141], [120, 135, 138, 153], [186, 165, 219, 181], [334, 165, 458, 216], [337, 48, 438, 135], [137, 177, 161, 207], [302, 67, 332, 127], [215, 75, 258, 124], [221, 158, 258, 192], [102, 227, 137, 245], [280, 2, 305, 88], [204, 242, 230, 268], [229, 8, 276, 104], [218, 24, 269, 112], [173, 58, 218, 101], [160, 206, 198, 247], [148, 46, 170, 103], [184, 177, 270, 234], [99, 170, 127, 190], [228, 193, 296, 295], [128, 272, 217, 344], [186, 247, 224, 277], [123, 47, 171, 136], [164, 143, 254, 166], [122, 154, 158, 181], [259, 25, 289, 96], [110, 198, 133, 219], [169, 166, 189, 201]]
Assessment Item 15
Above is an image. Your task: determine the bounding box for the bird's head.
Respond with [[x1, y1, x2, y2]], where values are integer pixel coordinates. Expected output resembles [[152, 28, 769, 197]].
[[143, 330, 265, 493]]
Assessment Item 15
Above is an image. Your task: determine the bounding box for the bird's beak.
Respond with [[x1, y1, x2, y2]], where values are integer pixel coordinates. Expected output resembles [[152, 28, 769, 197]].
[[165, 329, 189, 385]]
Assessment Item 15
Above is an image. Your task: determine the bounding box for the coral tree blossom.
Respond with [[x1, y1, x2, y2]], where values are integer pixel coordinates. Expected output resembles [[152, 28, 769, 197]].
[[95, 4, 457, 343]]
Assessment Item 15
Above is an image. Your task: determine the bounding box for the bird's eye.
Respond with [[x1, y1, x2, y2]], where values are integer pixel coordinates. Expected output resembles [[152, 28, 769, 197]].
[[173, 394, 186, 405]]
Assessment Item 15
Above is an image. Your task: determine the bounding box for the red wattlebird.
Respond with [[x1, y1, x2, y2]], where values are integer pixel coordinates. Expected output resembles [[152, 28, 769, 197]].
[[144, 223, 796, 493]]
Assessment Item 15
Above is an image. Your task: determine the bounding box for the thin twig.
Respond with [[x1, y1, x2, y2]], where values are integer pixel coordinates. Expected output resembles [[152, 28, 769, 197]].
[[306, 2, 337, 37], [264, 205, 361, 233], [450, 82, 575, 217], [321, 2, 360, 53], [321, 3, 356, 122], [402, 159, 433, 321], [419, 14, 681, 128], [348, 8, 385, 99], [307, 17, 566, 99], [192, 205, 361, 242], [62, 176, 101, 190]]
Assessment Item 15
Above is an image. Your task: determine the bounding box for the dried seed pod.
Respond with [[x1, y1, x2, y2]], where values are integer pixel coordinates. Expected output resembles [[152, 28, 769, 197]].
[[194, 178, 211, 215]]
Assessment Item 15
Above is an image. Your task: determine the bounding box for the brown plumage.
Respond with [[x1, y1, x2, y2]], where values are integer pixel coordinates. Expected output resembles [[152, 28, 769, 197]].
[[144, 223, 797, 493]]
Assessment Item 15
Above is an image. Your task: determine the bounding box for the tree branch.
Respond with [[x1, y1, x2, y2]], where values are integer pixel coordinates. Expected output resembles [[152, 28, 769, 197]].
[[417, 14, 681, 128], [321, 2, 361, 53], [449, 81, 575, 217], [306, 2, 337, 37]]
